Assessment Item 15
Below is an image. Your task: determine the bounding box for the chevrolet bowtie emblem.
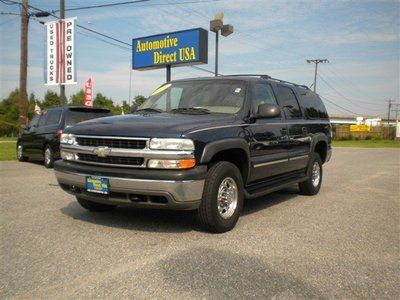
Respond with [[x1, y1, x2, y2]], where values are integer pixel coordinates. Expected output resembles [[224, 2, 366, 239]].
[[93, 146, 111, 157]]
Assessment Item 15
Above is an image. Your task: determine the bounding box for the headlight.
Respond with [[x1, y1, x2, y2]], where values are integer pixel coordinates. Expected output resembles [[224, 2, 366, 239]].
[[147, 159, 196, 169], [60, 133, 75, 145], [60, 150, 76, 161], [149, 138, 194, 150]]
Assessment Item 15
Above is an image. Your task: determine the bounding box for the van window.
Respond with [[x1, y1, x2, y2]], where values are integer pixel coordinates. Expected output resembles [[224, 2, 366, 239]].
[[44, 109, 62, 125], [29, 115, 40, 127], [276, 86, 302, 119], [252, 83, 277, 113], [297, 90, 329, 119], [65, 109, 112, 126], [38, 111, 48, 127]]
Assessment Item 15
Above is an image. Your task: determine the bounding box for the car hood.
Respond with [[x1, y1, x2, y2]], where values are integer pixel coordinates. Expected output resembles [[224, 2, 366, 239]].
[[64, 113, 238, 138]]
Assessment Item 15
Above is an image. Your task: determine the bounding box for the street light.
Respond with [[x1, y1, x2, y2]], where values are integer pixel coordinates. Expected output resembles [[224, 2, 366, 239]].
[[210, 12, 233, 76]]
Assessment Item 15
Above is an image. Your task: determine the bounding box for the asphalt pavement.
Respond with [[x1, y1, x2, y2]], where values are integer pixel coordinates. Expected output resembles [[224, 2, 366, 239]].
[[1, 148, 399, 299]]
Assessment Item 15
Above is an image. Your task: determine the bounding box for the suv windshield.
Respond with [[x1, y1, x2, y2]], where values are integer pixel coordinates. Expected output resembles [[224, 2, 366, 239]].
[[65, 108, 112, 126], [139, 79, 246, 114]]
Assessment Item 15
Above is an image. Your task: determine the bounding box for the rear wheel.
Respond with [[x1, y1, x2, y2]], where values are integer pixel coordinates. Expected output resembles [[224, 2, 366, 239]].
[[17, 143, 28, 162], [197, 161, 244, 233], [76, 197, 116, 212], [298, 153, 323, 195], [43, 145, 54, 168]]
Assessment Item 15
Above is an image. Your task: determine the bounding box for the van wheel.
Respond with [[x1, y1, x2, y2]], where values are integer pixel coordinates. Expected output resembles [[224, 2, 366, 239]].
[[43, 145, 54, 168], [17, 143, 28, 162], [76, 197, 116, 212], [299, 153, 323, 195], [197, 161, 244, 233]]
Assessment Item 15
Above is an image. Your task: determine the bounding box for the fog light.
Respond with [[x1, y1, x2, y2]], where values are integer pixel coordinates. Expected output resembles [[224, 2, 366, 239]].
[[61, 150, 75, 161], [147, 159, 196, 169]]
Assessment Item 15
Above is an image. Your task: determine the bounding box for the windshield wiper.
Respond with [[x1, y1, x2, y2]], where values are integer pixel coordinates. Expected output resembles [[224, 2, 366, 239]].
[[136, 107, 163, 113], [170, 107, 210, 114]]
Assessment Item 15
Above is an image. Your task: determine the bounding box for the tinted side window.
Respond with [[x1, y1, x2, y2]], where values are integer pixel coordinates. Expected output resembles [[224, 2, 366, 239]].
[[252, 83, 277, 113], [276, 86, 302, 119], [44, 110, 62, 125], [298, 90, 329, 120], [38, 111, 48, 127], [29, 115, 40, 127]]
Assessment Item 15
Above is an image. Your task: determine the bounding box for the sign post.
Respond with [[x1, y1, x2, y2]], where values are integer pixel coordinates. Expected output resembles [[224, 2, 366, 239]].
[[132, 28, 208, 82], [44, 17, 77, 86]]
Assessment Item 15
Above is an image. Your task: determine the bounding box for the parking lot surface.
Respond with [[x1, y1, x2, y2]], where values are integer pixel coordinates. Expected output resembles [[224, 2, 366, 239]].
[[1, 148, 399, 298]]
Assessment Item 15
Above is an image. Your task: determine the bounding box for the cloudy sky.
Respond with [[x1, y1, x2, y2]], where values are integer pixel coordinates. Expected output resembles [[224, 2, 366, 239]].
[[0, 0, 399, 116]]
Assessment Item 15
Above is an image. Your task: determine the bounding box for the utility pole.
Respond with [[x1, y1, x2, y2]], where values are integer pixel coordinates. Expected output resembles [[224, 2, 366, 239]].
[[59, 0, 66, 104], [19, 0, 28, 134], [386, 99, 394, 125], [306, 59, 328, 92], [391, 103, 400, 121]]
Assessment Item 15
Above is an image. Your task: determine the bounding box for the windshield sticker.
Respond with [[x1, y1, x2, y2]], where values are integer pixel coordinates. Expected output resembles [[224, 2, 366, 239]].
[[151, 83, 171, 96], [235, 88, 241, 93]]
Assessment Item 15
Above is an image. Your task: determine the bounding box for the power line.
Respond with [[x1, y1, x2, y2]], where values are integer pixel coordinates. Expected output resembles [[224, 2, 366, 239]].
[[317, 74, 384, 111], [320, 95, 359, 115], [53, 0, 149, 12]]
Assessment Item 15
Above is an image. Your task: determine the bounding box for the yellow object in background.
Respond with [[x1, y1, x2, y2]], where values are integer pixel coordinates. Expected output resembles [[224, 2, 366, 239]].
[[350, 124, 371, 132]]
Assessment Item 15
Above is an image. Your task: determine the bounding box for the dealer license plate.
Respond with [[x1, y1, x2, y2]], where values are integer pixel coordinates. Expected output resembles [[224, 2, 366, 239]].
[[86, 176, 109, 194]]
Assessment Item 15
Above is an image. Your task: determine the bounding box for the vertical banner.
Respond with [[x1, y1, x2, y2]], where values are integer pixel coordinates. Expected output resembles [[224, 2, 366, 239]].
[[84, 76, 93, 107], [44, 20, 59, 85], [44, 17, 77, 85]]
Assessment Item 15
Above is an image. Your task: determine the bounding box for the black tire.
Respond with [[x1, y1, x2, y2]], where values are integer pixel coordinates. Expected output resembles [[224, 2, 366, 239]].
[[76, 197, 116, 212], [16, 143, 28, 162], [43, 144, 54, 168], [197, 161, 244, 233], [298, 153, 323, 195]]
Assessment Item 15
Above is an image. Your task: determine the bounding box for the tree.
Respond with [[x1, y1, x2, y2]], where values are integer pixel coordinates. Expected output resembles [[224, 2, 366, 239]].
[[134, 95, 147, 107], [42, 90, 60, 109], [121, 100, 131, 114], [0, 89, 20, 136], [70, 89, 85, 106]]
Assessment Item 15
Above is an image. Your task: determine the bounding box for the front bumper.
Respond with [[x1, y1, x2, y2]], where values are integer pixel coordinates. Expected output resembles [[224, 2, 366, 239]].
[[54, 161, 206, 210]]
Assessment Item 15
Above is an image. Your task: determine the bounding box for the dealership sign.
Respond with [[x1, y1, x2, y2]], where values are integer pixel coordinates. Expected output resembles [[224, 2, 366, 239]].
[[132, 28, 208, 70], [44, 18, 77, 85]]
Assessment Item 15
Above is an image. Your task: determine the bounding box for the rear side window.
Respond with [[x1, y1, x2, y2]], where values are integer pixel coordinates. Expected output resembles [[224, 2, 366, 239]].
[[276, 86, 302, 119], [252, 83, 277, 113], [65, 109, 112, 126], [297, 90, 329, 119], [44, 110, 62, 125], [29, 115, 40, 127]]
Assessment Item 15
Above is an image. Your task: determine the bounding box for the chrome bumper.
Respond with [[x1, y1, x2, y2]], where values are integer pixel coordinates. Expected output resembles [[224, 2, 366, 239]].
[[54, 170, 204, 210]]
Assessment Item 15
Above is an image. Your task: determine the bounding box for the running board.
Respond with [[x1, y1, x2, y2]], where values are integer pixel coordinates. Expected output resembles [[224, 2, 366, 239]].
[[244, 172, 308, 199]]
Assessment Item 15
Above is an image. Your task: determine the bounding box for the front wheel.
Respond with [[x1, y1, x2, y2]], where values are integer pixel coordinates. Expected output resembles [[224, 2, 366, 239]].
[[298, 153, 323, 195], [43, 145, 54, 168], [76, 197, 116, 212], [197, 161, 244, 233], [17, 143, 28, 162]]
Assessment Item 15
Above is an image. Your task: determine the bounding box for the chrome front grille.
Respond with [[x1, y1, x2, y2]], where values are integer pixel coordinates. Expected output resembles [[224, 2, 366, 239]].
[[78, 153, 144, 166], [76, 136, 147, 149]]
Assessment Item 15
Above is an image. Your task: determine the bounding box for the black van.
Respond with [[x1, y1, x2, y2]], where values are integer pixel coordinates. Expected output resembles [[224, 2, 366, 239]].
[[17, 106, 112, 168]]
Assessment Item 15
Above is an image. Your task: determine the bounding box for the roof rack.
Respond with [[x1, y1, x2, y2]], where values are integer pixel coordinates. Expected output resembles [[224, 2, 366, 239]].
[[222, 74, 310, 90]]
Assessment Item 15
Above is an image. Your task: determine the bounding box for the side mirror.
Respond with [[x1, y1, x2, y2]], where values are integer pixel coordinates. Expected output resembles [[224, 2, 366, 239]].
[[256, 103, 281, 118], [20, 124, 27, 130]]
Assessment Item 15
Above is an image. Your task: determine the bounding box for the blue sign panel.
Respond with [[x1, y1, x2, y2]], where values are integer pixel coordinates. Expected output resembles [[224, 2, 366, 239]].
[[132, 28, 208, 70]]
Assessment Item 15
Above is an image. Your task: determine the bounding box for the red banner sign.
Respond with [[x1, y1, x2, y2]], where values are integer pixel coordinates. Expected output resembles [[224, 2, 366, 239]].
[[84, 76, 93, 107]]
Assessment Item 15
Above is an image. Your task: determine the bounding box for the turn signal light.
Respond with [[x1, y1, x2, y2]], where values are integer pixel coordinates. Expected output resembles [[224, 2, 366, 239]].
[[178, 159, 196, 169]]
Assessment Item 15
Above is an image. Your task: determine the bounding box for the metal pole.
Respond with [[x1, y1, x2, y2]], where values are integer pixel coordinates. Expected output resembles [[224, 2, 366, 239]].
[[387, 99, 392, 125], [313, 62, 318, 93], [215, 31, 219, 76], [19, 0, 28, 134], [166, 65, 171, 82], [59, 0, 66, 104]]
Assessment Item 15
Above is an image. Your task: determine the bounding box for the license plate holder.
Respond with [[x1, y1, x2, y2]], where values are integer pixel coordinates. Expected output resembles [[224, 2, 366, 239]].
[[86, 176, 109, 194]]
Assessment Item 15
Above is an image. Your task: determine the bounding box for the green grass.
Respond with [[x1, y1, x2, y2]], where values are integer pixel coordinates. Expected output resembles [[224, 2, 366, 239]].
[[0, 140, 17, 161], [333, 140, 400, 148], [0, 137, 17, 142]]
